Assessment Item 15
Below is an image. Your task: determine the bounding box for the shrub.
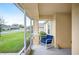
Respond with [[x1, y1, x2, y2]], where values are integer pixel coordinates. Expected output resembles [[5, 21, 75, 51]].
[[39, 31, 47, 37]]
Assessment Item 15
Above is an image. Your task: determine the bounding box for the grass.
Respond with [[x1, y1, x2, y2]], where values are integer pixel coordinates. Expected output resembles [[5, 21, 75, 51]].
[[0, 31, 30, 53]]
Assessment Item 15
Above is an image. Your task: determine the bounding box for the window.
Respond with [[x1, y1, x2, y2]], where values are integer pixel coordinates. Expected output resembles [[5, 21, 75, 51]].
[[39, 20, 46, 32], [26, 16, 32, 48]]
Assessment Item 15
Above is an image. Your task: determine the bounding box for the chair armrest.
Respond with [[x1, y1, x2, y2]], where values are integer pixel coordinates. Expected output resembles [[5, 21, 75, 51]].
[[46, 39, 49, 44], [45, 39, 52, 44]]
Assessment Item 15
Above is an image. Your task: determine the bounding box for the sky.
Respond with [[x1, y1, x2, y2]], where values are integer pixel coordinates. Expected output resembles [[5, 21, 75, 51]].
[[0, 3, 31, 26]]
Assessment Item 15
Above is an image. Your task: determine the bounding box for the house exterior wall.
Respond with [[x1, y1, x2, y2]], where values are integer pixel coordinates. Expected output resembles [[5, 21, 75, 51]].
[[33, 20, 39, 45], [72, 4, 79, 54], [56, 13, 71, 48]]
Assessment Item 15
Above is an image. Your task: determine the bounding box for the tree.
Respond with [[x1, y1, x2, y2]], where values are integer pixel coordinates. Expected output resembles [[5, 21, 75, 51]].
[[0, 17, 5, 24], [0, 17, 5, 32], [19, 24, 24, 28]]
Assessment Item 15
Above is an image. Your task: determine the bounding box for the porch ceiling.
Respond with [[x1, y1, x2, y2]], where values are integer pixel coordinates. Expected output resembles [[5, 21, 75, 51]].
[[39, 3, 71, 15], [18, 3, 39, 20], [18, 3, 72, 20]]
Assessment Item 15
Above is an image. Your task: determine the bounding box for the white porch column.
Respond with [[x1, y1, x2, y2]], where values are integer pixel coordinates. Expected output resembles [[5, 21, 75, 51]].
[[30, 19, 33, 46], [72, 4, 79, 54], [24, 11, 27, 50]]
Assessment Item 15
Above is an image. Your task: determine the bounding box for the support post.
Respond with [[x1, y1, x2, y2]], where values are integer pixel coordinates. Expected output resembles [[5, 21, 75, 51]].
[[24, 10, 27, 50], [30, 19, 32, 46]]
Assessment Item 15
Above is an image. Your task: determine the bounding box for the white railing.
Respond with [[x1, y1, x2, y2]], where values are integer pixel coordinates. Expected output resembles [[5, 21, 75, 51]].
[[15, 4, 33, 55], [18, 47, 25, 55], [18, 35, 33, 55]]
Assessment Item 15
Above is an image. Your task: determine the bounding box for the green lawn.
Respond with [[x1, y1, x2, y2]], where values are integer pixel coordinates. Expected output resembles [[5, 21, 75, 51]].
[[0, 31, 30, 53]]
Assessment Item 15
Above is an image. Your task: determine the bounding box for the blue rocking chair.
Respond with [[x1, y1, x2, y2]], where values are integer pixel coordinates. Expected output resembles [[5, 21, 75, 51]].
[[40, 35, 54, 48]]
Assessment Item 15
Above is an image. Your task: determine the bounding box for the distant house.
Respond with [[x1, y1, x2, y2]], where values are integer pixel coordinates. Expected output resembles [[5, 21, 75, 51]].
[[0, 24, 11, 31], [0, 24, 21, 31], [10, 24, 20, 30]]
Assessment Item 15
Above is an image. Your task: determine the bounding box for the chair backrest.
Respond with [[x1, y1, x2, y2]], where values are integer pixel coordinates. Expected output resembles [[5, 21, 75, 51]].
[[46, 35, 53, 40], [40, 35, 54, 44]]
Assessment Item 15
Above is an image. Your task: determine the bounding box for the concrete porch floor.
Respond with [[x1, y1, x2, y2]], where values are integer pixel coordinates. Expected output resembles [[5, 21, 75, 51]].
[[31, 45, 71, 55]]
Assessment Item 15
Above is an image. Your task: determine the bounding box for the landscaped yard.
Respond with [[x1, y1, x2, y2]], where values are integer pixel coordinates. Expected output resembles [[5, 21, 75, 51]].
[[0, 31, 30, 53]]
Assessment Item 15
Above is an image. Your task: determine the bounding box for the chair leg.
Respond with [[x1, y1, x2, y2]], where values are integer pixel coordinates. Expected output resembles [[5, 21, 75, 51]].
[[45, 43, 48, 49], [46, 43, 53, 49], [45, 40, 48, 49]]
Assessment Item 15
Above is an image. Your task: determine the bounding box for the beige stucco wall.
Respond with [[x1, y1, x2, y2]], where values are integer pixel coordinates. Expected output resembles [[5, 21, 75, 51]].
[[56, 13, 71, 48], [72, 4, 79, 55], [33, 20, 39, 45]]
